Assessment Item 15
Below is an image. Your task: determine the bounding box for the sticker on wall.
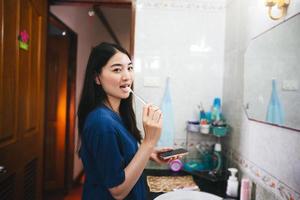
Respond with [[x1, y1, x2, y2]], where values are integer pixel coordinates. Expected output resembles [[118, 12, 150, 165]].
[[18, 30, 29, 50]]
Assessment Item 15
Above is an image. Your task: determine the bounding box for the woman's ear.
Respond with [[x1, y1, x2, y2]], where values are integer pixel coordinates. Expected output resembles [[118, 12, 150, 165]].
[[95, 75, 101, 85]]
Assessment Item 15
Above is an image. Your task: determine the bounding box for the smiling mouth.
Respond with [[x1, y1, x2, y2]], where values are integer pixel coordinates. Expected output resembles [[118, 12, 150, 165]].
[[120, 84, 131, 92]]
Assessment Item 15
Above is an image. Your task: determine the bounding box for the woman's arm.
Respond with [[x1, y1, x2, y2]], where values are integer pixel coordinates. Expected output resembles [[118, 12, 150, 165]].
[[109, 104, 162, 200], [109, 142, 154, 199]]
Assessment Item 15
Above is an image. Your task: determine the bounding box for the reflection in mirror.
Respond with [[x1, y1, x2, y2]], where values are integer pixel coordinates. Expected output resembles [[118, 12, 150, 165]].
[[244, 14, 300, 131]]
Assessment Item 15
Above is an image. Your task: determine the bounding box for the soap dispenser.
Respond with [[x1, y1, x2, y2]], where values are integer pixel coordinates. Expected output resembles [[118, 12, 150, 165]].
[[226, 168, 239, 198]]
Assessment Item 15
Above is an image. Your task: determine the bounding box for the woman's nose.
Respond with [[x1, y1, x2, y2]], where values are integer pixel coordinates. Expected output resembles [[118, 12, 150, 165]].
[[122, 70, 131, 80]]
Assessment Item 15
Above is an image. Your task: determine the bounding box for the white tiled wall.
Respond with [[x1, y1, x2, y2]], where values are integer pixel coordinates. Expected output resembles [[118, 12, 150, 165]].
[[134, 0, 225, 141], [223, 0, 300, 199]]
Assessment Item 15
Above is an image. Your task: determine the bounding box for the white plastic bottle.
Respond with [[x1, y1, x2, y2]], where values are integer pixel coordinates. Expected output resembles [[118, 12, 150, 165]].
[[226, 168, 239, 198]]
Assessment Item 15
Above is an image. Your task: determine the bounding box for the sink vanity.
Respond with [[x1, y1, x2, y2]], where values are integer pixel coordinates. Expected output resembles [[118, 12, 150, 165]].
[[144, 169, 227, 200], [154, 190, 222, 200]]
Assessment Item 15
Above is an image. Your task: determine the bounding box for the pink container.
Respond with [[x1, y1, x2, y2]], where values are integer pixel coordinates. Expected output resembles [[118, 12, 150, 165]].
[[240, 178, 250, 200], [169, 159, 183, 172]]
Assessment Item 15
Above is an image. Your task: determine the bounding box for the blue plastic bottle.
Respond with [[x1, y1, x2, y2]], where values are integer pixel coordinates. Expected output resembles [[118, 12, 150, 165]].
[[198, 103, 207, 123], [266, 79, 284, 125], [158, 77, 175, 147], [211, 98, 221, 122]]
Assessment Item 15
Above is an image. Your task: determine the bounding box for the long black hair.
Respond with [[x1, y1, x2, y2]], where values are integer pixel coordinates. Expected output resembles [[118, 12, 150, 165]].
[[77, 42, 142, 146]]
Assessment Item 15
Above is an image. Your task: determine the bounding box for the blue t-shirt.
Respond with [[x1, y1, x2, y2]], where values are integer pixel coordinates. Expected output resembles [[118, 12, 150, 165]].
[[80, 105, 146, 200]]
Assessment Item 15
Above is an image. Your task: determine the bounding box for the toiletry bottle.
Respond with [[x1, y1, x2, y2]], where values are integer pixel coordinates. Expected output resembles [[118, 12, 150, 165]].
[[212, 143, 222, 174], [240, 178, 250, 200], [211, 98, 221, 123], [226, 168, 239, 198], [198, 103, 206, 122]]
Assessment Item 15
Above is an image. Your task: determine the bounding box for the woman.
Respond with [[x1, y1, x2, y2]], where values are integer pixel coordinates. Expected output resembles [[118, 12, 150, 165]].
[[78, 42, 172, 200]]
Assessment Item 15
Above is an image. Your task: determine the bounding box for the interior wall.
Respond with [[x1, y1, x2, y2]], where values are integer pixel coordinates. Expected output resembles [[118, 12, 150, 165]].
[[134, 0, 225, 146], [50, 5, 113, 180], [50, 5, 131, 180], [223, 0, 300, 199], [101, 7, 131, 52]]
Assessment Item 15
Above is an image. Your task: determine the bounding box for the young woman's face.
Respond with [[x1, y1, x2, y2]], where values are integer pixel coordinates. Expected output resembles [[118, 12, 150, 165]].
[[96, 51, 134, 104]]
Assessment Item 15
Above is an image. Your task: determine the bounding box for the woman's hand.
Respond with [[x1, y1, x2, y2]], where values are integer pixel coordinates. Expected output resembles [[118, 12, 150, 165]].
[[150, 147, 180, 164], [142, 104, 163, 147]]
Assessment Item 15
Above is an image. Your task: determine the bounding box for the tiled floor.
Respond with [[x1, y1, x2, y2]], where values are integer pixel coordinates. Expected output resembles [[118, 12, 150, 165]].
[[44, 185, 82, 200], [64, 186, 82, 200]]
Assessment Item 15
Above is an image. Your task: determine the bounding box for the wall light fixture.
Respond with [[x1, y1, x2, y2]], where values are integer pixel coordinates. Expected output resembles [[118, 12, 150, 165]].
[[265, 0, 290, 20]]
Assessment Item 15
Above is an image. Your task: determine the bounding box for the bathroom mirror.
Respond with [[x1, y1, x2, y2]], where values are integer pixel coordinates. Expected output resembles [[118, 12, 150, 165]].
[[244, 14, 300, 131]]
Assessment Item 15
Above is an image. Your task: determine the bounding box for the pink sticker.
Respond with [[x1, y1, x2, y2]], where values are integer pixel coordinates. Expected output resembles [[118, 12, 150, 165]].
[[18, 30, 29, 50]]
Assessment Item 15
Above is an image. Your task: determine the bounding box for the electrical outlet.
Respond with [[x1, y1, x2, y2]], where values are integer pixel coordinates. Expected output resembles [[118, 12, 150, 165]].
[[143, 76, 161, 87]]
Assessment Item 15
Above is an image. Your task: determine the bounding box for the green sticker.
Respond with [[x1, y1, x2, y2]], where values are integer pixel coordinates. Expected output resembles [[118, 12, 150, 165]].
[[19, 41, 29, 50]]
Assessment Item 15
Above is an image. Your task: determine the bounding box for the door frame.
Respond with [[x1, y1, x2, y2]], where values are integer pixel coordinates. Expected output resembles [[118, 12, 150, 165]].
[[44, 13, 77, 193], [46, 0, 135, 190]]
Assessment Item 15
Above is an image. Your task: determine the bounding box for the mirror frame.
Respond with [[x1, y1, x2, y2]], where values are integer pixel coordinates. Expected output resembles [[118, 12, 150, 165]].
[[243, 13, 300, 132]]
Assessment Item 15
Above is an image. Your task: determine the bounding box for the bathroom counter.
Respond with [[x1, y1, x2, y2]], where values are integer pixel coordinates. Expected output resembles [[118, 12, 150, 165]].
[[144, 169, 227, 200]]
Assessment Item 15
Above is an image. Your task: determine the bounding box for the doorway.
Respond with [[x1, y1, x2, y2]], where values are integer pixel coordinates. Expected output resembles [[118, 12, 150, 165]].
[[44, 0, 135, 198], [44, 13, 77, 195]]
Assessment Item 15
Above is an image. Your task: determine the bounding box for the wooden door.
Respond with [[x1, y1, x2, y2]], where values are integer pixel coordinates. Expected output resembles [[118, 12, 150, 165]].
[[0, 0, 47, 199], [44, 36, 69, 191]]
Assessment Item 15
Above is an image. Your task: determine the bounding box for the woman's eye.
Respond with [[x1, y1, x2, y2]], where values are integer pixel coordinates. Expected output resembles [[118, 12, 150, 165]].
[[113, 68, 122, 73], [128, 66, 134, 71]]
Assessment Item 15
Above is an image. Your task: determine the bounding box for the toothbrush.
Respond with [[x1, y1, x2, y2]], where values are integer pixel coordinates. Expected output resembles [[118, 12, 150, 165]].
[[129, 88, 147, 105]]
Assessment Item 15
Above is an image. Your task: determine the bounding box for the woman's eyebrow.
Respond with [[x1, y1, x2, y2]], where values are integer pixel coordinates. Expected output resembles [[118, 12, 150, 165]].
[[110, 62, 132, 67]]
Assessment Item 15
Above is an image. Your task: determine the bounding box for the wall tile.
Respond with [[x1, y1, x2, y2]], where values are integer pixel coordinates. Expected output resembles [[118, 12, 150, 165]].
[[134, 0, 225, 141]]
